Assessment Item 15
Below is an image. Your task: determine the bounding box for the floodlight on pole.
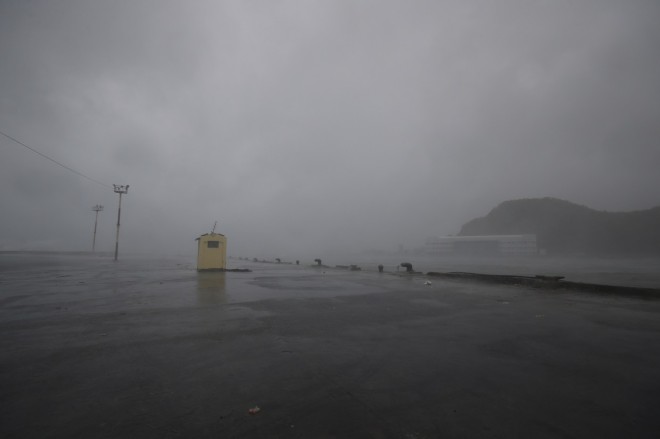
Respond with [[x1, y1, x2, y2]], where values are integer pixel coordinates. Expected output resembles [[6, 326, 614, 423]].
[[91, 205, 103, 252], [113, 184, 129, 261]]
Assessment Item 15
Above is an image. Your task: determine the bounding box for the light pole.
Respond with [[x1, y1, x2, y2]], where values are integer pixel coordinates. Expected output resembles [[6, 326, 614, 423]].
[[113, 184, 129, 261], [91, 205, 103, 252]]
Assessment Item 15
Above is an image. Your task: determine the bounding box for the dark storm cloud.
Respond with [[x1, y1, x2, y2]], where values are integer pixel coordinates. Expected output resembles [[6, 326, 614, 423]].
[[1, 0, 659, 256]]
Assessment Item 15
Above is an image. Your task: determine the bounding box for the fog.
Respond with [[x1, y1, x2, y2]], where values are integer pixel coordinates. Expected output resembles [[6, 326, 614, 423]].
[[2, 0, 659, 258]]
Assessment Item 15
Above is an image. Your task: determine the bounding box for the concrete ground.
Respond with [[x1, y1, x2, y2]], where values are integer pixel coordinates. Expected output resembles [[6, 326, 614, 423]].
[[1, 253, 660, 438]]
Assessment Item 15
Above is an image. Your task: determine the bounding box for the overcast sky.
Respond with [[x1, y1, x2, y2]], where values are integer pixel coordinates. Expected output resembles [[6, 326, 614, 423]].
[[1, 0, 659, 258]]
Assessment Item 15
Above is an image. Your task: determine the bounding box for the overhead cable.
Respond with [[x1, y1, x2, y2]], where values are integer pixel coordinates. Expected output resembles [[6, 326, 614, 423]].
[[0, 128, 111, 188]]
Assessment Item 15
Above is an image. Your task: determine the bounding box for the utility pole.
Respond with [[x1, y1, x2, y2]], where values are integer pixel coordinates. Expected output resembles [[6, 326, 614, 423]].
[[91, 205, 103, 252], [113, 184, 129, 261]]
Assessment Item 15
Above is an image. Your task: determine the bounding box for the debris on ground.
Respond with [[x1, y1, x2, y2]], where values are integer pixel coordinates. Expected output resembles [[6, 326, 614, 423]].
[[248, 406, 261, 415]]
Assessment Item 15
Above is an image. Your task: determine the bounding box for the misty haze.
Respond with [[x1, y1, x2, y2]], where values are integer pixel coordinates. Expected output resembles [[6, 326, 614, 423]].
[[2, 1, 660, 438]]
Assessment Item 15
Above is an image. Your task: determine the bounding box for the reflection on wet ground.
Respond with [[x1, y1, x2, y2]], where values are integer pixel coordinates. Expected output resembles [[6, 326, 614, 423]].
[[196, 272, 226, 305]]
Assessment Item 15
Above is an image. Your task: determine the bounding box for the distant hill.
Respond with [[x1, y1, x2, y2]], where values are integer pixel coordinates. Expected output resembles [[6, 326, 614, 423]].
[[459, 198, 660, 255]]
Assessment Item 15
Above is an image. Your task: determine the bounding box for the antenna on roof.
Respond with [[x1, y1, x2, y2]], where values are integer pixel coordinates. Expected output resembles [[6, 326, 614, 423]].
[[211, 221, 217, 234]]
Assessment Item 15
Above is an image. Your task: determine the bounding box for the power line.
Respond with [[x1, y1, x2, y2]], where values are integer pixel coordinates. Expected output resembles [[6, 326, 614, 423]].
[[0, 128, 111, 188]]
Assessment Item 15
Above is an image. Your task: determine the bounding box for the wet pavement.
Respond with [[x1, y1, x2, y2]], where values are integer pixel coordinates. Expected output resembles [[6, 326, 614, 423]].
[[1, 252, 660, 438]]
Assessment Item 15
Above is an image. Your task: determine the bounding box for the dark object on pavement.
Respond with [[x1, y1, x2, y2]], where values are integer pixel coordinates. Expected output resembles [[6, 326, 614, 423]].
[[197, 268, 251, 272], [426, 271, 660, 298]]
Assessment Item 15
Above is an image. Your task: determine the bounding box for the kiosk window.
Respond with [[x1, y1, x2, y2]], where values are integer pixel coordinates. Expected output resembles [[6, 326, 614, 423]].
[[207, 241, 220, 248]]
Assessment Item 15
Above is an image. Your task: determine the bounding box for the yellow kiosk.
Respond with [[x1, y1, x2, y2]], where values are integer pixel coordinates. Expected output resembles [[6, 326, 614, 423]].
[[196, 232, 227, 271]]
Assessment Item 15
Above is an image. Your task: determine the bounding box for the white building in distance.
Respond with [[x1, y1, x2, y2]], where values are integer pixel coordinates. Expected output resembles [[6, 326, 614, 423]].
[[425, 235, 538, 256]]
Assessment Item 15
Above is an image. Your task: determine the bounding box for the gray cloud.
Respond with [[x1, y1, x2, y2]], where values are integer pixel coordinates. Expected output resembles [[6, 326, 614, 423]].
[[2, 0, 659, 256]]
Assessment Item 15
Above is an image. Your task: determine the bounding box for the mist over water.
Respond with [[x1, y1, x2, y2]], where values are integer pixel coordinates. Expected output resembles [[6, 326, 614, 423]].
[[4, 251, 657, 291], [288, 252, 660, 289]]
